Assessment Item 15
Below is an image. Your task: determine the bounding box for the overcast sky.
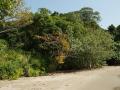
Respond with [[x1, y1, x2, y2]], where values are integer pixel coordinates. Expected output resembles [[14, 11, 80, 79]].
[[25, 0, 120, 29]]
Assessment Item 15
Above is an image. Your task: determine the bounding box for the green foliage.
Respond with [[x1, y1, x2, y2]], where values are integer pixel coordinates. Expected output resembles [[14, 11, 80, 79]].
[[108, 24, 116, 35], [0, 39, 8, 51], [62, 29, 114, 69], [0, 60, 23, 80], [33, 33, 70, 64], [0, 0, 32, 35], [29, 54, 46, 74], [80, 7, 101, 24], [114, 25, 120, 41], [0, 43, 23, 80], [76, 7, 100, 29], [0, 39, 46, 79], [114, 42, 120, 60], [79, 30, 113, 68], [0, 6, 117, 79], [32, 8, 56, 35], [27, 68, 40, 77], [107, 25, 120, 65], [23, 64, 43, 77], [107, 42, 120, 65], [0, 0, 23, 19]]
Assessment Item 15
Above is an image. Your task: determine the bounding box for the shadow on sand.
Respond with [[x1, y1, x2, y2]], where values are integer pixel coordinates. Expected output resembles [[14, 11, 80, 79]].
[[113, 87, 120, 90]]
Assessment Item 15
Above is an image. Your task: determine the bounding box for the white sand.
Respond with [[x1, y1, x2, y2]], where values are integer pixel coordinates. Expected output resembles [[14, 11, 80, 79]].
[[0, 66, 120, 90]]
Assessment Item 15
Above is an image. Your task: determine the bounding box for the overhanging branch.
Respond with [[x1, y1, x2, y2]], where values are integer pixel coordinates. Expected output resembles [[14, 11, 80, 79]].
[[0, 22, 32, 34]]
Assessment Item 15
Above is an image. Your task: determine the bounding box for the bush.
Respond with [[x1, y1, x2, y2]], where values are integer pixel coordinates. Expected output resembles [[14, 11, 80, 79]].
[[27, 68, 40, 77], [0, 41, 47, 80], [0, 40, 28, 79], [29, 56, 45, 70], [107, 42, 120, 65], [107, 59, 120, 66], [0, 60, 23, 80], [0, 39, 8, 51], [0, 49, 47, 79], [23, 64, 45, 77], [60, 57, 82, 70], [61, 29, 114, 70]]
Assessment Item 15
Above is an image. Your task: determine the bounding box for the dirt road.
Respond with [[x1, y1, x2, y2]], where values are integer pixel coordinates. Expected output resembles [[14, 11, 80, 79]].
[[0, 66, 120, 90]]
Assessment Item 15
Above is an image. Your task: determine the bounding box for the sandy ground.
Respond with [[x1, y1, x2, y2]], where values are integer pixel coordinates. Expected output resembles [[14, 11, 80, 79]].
[[0, 66, 120, 90]]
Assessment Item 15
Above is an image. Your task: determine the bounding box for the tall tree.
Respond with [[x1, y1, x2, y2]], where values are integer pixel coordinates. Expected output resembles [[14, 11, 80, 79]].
[[79, 7, 100, 28], [108, 24, 116, 36]]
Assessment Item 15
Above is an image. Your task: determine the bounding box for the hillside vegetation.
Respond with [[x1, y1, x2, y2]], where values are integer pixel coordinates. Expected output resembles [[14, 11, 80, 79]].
[[0, 0, 119, 80]]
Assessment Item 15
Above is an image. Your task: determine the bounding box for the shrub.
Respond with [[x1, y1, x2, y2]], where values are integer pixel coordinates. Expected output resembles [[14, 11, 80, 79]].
[[29, 53, 46, 74], [0, 39, 8, 51], [0, 60, 23, 80], [27, 68, 40, 77], [0, 43, 47, 80], [0, 40, 29, 80], [107, 42, 120, 65], [61, 29, 114, 70], [23, 65, 45, 77]]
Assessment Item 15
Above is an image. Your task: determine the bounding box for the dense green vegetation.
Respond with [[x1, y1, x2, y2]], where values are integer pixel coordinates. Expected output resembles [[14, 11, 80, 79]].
[[107, 25, 120, 65], [0, 0, 119, 80]]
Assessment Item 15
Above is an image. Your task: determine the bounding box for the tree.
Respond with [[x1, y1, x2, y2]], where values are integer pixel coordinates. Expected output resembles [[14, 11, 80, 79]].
[[63, 12, 81, 23], [0, 0, 22, 20], [79, 7, 101, 28], [108, 24, 116, 36], [107, 24, 120, 65], [63, 28, 114, 69], [37, 8, 51, 15], [51, 11, 60, 16], [114, 25, 120, 42], [0, 0, 32, 33], [33, 33, 70, 64]]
